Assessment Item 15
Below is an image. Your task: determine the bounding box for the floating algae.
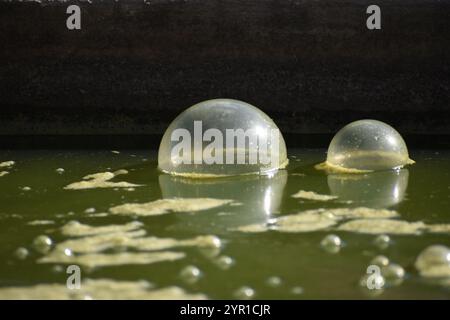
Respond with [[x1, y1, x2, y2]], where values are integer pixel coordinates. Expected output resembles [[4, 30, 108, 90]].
[[0, 161, 14, 177], [46, 230, 146, 254], [338, 219, 426, 235], [60, 221, 143, 237], [0, 279, 206, 300], [323, 207, 399, 219], [53, 232, 220, 254], [0, 161, 15, 168], [316, 151, 415, 174], [235, 210, 337, 233], [28, 220, 55, 226], [38, 251, 185, 268], [234, 223, 271, 233], [109, 198, 234, 216], [425, 224, 450, 234], [43, 221, 222, 270], [234, 207, 400, 233], [64, 170, 142, 190], [337, 219, 450, 236], [291, 190, 338, 201]]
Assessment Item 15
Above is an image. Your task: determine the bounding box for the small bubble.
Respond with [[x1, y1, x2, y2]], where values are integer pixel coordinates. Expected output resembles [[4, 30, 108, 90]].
[[32, 235, 53, 254], [290, 286, 304, 295], [179, 265, 202, 284], [373, 234, 391, 250], [22, 186, 31, 191], [205, 235, 222, 248], [63, 248, 73, 256], [14, 247, 29, 260], [215, 255, 234, 270], [56, 168, 65, 174], [52, 265, 64, 273], [84, 207, 96, 214], [233, 286, 255, 300], [381, 263, 405, 286], [320, 234, 342, 254], [370, 255, 390, 267], [266, 276, 282, 287]]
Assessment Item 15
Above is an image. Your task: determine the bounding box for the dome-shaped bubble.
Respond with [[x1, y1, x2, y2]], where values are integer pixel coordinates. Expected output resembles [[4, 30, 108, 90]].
[[323, 120, 414, 172], [158, 99, 288, 177]]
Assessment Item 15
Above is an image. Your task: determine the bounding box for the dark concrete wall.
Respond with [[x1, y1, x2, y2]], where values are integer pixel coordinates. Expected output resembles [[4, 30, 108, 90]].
[[0, 0, 449, 135]]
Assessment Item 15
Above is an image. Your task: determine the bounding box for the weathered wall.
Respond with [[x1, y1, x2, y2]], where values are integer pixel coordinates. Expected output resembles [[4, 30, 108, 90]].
[[0, 0, 449, 136]]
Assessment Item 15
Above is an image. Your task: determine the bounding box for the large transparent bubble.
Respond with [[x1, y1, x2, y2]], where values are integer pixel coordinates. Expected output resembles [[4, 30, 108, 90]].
[[321, 120, 414, 172], [158, 99, 288, 177]]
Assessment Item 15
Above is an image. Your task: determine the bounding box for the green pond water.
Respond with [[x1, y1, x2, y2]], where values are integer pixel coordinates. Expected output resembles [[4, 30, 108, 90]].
[[0, 148, 449, 299]]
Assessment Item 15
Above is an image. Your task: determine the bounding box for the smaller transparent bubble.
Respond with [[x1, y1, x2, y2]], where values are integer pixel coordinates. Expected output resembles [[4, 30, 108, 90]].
[[180, 265, 202, 284], [266, 276, 282, 288], [14, 247, 29, 260], [381, 263, 405, 286], [373, 234, 391, 250], [370, 255, 390, 267], [233, 286, 255, 300], [320, 234, 343, 254], [322, 120, 414, 172], [214, 255, 235, 270], [32, 235, 53, 254]]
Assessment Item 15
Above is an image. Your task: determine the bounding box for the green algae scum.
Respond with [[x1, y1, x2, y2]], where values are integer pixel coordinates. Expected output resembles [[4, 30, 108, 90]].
[[0, 148, 449, 299]]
